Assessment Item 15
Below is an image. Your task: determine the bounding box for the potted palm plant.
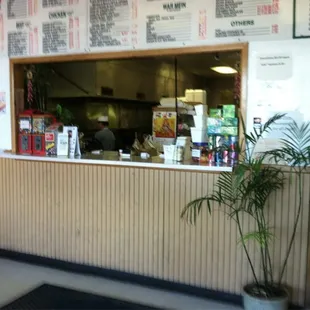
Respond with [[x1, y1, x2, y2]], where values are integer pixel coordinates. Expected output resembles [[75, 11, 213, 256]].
[[181, 114, 310, 310]]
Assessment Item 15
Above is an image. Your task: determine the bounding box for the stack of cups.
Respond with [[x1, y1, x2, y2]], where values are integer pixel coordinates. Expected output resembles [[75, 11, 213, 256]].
[[190, 104, 208, 143]]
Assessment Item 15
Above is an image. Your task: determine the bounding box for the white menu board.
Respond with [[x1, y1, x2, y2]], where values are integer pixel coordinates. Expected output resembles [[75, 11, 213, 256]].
[[38, 0, 87, 55], [294, 0, 310, 38], [213, 0, 292, 42], [88, 0, 134, 51], [6, 0, 87, 57], [137, 0, 209, 48]]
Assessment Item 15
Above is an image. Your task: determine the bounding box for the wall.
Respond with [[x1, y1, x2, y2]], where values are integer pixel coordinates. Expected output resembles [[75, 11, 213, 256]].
[[246, 40, 310, 151], [0, 58, 11, 150], [204, 77, 234, 108], [48, 58, 205, 101]]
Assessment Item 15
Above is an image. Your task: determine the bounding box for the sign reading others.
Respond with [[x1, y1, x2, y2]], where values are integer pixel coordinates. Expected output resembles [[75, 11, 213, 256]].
[[256, 54, 293, 80]]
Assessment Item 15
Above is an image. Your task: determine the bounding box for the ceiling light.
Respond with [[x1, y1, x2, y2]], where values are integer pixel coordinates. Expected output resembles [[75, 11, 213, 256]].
[[210, 66, 237, 74]]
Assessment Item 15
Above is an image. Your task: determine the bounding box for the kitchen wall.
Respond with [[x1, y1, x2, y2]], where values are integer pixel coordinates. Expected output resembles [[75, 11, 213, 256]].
[[48, 58, 205, 101]]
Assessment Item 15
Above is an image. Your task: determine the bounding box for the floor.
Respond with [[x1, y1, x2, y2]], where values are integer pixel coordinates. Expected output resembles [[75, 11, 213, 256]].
[[0, 258, 241, 310]]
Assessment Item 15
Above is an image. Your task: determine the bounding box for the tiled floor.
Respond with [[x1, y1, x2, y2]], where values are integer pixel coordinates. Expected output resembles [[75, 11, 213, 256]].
[[0, 258, 241, 310]]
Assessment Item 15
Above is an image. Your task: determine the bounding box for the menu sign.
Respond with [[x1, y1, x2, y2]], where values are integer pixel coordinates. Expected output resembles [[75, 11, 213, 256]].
[[40, 1, 86, 55], [88, 0, 131, 50], [7, 0, 37, 19], [293, 0, 310, 38], [138, 0, 208, 47], [214, 0, 287, 40]]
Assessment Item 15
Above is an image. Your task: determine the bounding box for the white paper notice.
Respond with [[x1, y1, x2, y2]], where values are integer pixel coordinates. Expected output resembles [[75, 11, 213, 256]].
[[214, 0, 291, 41], [0, 91, 6, 114], [88, 0, 132, 50], [294, 0, 310, 37], [138, 0, 209, 48], [256, 54, 292, 80]]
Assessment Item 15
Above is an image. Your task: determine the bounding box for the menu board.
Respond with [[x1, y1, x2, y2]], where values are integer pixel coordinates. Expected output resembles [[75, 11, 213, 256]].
[[6, 0, 86, 57], [138, 0, 209, 48], [213, 0, 290, 41], [88, 0, 133, 51], [39, 1, 87, 55], [294, 0, 310, 38]]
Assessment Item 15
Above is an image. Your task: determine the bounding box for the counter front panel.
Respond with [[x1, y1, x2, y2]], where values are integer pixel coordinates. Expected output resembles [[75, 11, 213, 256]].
[[0, 158, 308, 306]]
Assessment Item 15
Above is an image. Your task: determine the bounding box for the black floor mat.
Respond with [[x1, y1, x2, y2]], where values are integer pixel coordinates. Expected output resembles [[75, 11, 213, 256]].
[[1, 284, 162, 309]]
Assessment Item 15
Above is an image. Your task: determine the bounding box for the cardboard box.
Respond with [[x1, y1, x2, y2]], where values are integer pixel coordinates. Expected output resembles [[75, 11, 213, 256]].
[[45, 123, 63, 156], [221, 127, 238, 136], [223, 105, 236, 118], [222, 117, 239, 127], [209, 109, 222, 118]]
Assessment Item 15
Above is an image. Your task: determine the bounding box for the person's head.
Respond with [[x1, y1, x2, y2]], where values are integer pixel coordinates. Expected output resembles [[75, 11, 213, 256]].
[[97, 116, 109, 129]]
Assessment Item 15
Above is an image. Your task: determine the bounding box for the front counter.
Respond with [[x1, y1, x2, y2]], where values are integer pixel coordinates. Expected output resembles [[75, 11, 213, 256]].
[[0, 153, 309, 306]]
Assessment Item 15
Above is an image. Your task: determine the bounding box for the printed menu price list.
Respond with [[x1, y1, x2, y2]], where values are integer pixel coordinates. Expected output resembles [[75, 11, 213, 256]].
[[8, 31, 27, 56], [42, 0, 68, 8], [216, 0, 279, 18], [89, 0, 130, 48], [146, 13, 191, 43], [7, 0, 27, 19], [43, 21, 67, 54]]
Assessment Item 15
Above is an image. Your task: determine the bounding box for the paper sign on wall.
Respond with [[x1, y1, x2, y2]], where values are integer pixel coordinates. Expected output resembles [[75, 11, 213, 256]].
[[0, 91, 6, 114]]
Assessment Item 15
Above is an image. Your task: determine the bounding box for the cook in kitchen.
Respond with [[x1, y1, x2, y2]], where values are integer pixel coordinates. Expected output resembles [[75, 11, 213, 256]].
[[95, 116, 116, 151]]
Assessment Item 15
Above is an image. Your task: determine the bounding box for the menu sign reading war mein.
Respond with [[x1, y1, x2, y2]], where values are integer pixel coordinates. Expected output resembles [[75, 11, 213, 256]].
[[138, 0, 209, 47]]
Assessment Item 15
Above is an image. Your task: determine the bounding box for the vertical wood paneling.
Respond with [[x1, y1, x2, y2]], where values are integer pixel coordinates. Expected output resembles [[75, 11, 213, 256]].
[[0, 159, 309, 306]]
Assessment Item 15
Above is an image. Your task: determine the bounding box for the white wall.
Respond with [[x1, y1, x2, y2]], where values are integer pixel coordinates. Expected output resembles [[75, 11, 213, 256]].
[[0, 57, 11, 150], [247, 39, 310, 145]]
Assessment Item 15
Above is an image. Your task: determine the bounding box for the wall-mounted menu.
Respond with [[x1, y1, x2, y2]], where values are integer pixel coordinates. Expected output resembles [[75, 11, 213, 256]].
[[6, 0, 87, 57], [214, 0, 291, 41], [39, 1, 87, 55], [88, 0, 132, 50], [294, 0, 310, 38], [138, 0, 209, 48], [7, 0, 37, 19]]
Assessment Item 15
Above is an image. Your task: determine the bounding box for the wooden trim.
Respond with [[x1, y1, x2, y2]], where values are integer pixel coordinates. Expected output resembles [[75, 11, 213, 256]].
[[10, 62, 17, 153], [10, 42, 249, 155], [10, 43, 248, 64]]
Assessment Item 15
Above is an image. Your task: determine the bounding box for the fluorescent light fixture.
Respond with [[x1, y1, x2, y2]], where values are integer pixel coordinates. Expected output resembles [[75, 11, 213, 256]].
[[210, 66, 237, 74]]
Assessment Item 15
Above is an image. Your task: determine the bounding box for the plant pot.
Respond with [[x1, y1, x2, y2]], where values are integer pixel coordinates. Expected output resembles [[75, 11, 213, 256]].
[[243, 284, 289, 310]]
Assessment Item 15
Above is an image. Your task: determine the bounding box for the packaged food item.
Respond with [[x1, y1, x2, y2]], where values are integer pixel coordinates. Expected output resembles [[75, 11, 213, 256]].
[[207, 118, 222, 135], [210, 109, 222, 118], [221, 127, 238, 136], [223, 105, 236, 118], [45, 123, 63, 156], [192, 143, 208, 162], [222, 117, 239, 127]]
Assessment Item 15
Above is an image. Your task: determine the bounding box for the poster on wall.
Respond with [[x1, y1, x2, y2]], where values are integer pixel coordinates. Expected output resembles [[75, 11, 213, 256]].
[[0, 91, 6, 114], [88, 0, 135, 51], [213, 0, 293, 42], [137, 0, 209, 48], [293, 0, 310, 38]]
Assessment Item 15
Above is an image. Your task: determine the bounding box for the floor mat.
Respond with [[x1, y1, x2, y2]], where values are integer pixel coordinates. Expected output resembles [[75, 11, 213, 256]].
[[1, 284, 162, 309]]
